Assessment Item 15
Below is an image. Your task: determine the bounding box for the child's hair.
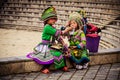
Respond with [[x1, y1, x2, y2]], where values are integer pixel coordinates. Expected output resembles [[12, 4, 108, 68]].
[[43, 18, 57, 26], [69, 12, 83, 30], [44, 20, 48, 25]]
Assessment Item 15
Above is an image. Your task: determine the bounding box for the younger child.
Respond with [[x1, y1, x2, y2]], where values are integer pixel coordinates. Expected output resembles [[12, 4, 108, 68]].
[[63, 12, 90, 69], [27, 6, 68, 74]]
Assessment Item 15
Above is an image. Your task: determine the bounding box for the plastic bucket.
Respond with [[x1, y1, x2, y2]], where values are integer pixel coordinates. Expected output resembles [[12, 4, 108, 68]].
[[86, 36, 100, 52]]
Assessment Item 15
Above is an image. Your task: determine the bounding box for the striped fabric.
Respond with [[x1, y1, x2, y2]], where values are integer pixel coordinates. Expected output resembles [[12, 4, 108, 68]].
[[79, 32, 86, 48], [69, 31, 90, 65]]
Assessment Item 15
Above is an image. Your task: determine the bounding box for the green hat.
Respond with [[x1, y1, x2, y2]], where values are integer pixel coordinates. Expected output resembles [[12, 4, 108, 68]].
[[41, 6, 57, 21], [69, 12, 83, 28]]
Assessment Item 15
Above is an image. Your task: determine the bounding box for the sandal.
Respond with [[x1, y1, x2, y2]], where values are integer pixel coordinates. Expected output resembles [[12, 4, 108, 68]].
[[41, 69, 49, 74], [62, 66, 68, 72]]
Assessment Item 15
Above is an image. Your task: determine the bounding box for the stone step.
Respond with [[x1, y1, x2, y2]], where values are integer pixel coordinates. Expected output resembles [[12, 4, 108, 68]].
[[102, 30, 120, 39], [3, 2, 119, 14], [6, 0, 120, 5], [1, 2, 120, 11], [1, 8, 119, 20], [99, 43, 109, 49], [99, 44, 106, 49], [56, 0, 120, 4], [0, 23, 43, 31], [101, 36, 119, 48], [0, 18, 42, 23], [87, 15, 118, 21], [108, 20, 120, 26], [0, 48, 119, 76], [0, 63, 120, 80], [106, 27, 120, 34], [0, 13, 39, 18], [90, 21, 120, 28], [100, 40, 114, 48]]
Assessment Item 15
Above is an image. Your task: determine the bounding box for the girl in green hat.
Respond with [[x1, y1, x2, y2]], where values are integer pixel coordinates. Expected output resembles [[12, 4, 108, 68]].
[[63, 12, 90, 69], [27, 6, 68, 74]]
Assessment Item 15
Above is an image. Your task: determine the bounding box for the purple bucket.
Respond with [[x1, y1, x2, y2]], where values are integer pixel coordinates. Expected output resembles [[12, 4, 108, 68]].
[[86, 36, 100, 52]]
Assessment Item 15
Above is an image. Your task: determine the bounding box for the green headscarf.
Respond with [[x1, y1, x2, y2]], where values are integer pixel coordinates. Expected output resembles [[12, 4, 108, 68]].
[[69, 12, 83, 29], [41, 6, 57, 21]]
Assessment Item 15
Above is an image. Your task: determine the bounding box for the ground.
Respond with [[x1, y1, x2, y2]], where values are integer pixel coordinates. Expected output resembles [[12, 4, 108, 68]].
[[0, 28, 42, 58], [0, 63, 120, 80]]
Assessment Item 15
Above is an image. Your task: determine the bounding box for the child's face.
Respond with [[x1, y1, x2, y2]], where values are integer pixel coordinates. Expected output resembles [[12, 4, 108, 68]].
[[70, 20, 78, 29], [47, 18, 57, 25]]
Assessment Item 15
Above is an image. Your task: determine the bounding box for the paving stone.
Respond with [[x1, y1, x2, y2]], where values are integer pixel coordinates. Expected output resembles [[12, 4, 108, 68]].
[[100, 64, 111, 70], [58, 69, 75, 80], [85, 70, 98, 75], [46, 71, 63, 80], [0, 63, 120, 80], [111, 63, 120, 68], [83, 70, 98, 79], [82, 77, 94, 80], [15, 73, 28, 77], [71, 76, 83, 80], [34, 73, 50, 80], [22, 72, 40, 80], [28, 72, 40, 77], [0, 75, 14, 80], [22, 77, 35, 80], [12, 73, 28, 80], [73, 69, 87, 76], [109, 70, 119, 75], [71, 69, 87, 80], [94, 78, 106, 80], [94, 75, 107, 80], [106, 74, 119, 80], [89, 65, 100, 70], [118, 75, 120, 80], [97, 64, 111, 76], [110, 64, 120, 74], [11, 78, 24, 80], [97, 69, 109, 75], [83, 76, 95, 79]]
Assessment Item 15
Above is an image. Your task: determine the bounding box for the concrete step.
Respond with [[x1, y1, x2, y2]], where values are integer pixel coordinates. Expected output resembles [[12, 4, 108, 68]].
[[0, 63, 120, 80], [100, 40, 114, 48], [0, 48, 120, 76]]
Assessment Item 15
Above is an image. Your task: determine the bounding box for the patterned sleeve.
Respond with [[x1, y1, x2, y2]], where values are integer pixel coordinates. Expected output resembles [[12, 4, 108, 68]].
[[55, 30, 61, 37], [79, 32, 86, 48]]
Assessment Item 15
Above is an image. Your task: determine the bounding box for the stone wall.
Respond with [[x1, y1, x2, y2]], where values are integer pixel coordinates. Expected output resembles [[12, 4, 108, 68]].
[[0, 0, 120, 31], [0, 0, 120, 49]]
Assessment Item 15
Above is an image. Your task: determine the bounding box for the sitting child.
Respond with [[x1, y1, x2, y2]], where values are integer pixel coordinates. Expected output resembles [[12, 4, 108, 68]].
[[27, 6, 68, 74], [62, 12, 90, 69]]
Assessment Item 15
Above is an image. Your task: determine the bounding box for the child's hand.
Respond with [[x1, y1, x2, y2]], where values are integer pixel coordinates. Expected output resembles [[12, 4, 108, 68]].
[[62, 27, 73, 34], [65, 21, 70, 27]]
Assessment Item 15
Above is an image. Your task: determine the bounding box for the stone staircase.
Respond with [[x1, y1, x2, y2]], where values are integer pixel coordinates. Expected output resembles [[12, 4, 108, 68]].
[[0, 0, 120, 30], [98, 17, 120, 49], [0, 0, 120, 76], [0, 0, 120, 49]]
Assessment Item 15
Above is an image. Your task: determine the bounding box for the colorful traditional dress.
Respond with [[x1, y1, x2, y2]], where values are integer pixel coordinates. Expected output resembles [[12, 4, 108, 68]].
[[69, 31, 90, 65], [27, 24, 65, 69]]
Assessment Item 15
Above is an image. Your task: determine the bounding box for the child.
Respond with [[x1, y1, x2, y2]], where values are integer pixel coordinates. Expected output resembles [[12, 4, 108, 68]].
[[27, 6, 68, 74], [63, 12, 90, 69], [78, 7, 88, 24]]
